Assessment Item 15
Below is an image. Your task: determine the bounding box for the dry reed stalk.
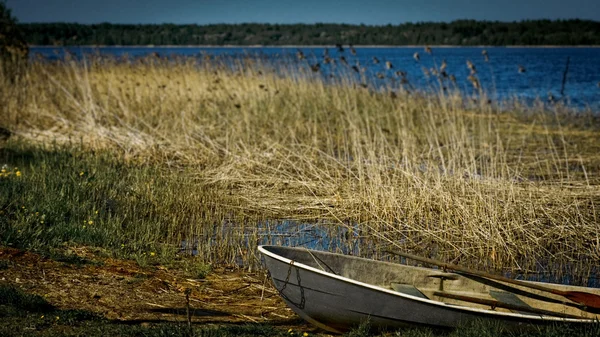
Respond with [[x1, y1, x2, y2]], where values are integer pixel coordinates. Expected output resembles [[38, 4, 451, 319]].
[[1, 55, 598, 282]]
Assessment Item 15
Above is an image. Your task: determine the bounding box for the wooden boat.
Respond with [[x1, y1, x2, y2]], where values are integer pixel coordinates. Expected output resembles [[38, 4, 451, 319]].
[[259, 245, 600, 333]]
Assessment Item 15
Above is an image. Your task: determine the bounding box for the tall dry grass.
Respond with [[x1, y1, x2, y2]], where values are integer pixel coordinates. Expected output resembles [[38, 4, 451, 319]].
[[1, 54, 599, 282]]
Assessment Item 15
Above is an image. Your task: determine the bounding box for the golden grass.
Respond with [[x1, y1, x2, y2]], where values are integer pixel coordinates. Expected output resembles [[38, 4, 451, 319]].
[[2, 55, 599, 282]]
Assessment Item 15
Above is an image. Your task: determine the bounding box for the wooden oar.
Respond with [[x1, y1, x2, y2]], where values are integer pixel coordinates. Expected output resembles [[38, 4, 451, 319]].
[[433, 291, 585, 319], [386, 250, 600, 310]]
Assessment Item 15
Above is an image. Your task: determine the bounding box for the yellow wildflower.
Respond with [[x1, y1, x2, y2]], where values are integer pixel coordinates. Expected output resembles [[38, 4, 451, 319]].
[[82, 225, 86, 229], [150, 252, 156, 256], [15, 171, 21, 177], [303, 333, 309, 337], [79, 171, 84, 176], [88, 220, 93, 225]]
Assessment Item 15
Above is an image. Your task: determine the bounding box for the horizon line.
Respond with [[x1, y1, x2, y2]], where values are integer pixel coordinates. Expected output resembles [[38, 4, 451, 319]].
[[17, 18, 600, 26]]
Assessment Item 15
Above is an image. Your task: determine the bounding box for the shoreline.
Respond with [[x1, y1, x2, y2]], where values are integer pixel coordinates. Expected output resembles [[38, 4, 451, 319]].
[[29, 44, 600, 49]]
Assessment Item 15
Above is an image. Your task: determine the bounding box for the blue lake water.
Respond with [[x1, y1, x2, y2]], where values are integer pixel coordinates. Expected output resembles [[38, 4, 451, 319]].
[[32, 46, 600, 110]]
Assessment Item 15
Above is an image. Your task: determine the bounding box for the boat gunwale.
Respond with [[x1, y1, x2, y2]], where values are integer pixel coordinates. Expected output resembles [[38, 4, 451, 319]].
[[258, 245, 597, 323]]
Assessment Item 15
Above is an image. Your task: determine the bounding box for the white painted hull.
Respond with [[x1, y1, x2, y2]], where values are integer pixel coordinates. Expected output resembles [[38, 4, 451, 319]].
[[259, 245, 599, 333]]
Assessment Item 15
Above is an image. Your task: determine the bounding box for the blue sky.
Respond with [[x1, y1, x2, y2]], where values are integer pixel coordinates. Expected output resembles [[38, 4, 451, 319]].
[[6, 0, 600, 24]]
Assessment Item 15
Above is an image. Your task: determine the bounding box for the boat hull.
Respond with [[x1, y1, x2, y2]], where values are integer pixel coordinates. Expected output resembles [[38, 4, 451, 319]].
[[259, 245, 598, 333]]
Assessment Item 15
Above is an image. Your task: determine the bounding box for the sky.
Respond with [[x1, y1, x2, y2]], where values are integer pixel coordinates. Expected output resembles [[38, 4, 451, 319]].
[[6, 0, 600, 25]]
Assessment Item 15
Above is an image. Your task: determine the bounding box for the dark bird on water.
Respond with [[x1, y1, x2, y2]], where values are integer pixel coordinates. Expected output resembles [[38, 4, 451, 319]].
[[310, 63, 320, 72], [425, 46, 432, 54], [336, 44, 344, 52], [376, 72, 385, 79], [351, 65, 360, 73], [395, 70, 407, 77], [373, 56, 380, 64], [413, 52, 420, 62], [386, 61, 393, 69], [340, 56, 348, 65], [297, 50, 305, 60], [518, 65, 526, 73]]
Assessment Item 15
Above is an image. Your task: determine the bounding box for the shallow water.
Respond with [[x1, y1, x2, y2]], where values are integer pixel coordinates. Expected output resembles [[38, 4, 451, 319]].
[[178, 219, 599, 288]]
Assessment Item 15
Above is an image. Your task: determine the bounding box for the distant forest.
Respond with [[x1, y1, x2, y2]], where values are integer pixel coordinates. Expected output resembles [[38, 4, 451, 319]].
[[19, 20, 600, 46]]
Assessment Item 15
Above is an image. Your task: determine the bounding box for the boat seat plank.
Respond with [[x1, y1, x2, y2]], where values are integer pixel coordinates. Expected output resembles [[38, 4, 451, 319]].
[[391, 283, 429, 299], [490, 290, 533, 314]]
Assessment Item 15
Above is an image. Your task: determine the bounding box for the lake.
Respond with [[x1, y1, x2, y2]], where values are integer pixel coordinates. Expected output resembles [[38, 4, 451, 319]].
[[31, 46, 600, 110]]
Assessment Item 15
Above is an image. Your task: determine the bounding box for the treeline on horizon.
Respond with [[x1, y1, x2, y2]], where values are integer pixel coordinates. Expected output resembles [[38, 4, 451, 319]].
[[19, 20, 600, 46]]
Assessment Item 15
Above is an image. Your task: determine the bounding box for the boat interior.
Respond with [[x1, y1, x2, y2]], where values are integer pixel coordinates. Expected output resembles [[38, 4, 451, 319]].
[[264, 246, 600, 320]]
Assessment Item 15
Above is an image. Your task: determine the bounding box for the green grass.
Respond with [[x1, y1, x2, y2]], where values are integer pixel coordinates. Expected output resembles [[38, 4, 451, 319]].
[[341, 320, 600, 337], [0, 141, 219, 269]]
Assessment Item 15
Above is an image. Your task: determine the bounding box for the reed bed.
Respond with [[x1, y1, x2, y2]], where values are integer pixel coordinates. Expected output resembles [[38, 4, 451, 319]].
[[1, 52, 599, 284]]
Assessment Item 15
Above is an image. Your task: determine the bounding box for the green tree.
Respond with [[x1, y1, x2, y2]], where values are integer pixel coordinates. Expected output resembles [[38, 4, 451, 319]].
[[14, 20, 600, 46]]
